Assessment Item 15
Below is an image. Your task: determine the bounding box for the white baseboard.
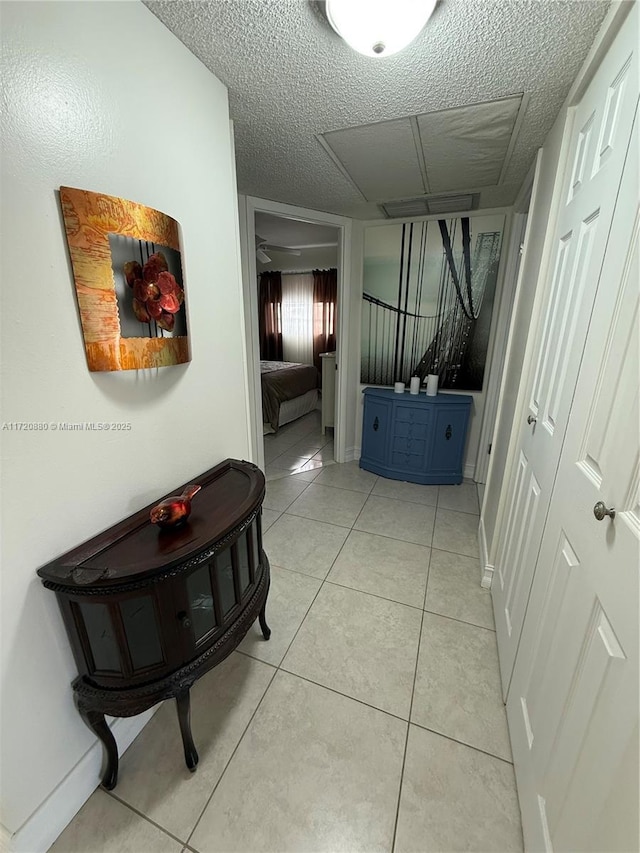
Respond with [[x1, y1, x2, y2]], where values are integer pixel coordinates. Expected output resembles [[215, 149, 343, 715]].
[[344, 446, 359, 463], [9, 708, 157, 853], [464, 461, 476, 480], [481, 563, 494, 589], [478, 516, 494, 589]]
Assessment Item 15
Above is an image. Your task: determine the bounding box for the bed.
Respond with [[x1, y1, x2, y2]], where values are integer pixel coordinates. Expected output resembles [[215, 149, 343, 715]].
[[260, 360, 319, 433]]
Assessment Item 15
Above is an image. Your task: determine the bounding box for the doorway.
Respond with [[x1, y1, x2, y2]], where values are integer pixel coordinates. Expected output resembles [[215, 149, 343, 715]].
[[255, 211, 339, 480], [238, 196, 352, 474]]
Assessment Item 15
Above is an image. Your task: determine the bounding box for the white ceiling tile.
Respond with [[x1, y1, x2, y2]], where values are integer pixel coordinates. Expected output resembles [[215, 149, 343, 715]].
[[417, 97, 522, 192], [322, 118, 425, 201]]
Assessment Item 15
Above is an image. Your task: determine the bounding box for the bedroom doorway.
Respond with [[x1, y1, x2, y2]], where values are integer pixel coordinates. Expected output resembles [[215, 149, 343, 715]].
[[257, 212, 339, 479], [238, 196, 352, 475]]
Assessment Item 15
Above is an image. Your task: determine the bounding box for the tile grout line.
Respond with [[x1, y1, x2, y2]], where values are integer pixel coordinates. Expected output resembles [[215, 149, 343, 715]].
[[322, 577, 429, 612], [409, 719, 515, 766], [104, 789, 193, 850], [422, 608, 496, 633], [391, 544, 433, 853], [238, 570, 494, 637], [272, 502, 479, 554], [273, 505, 480, 561], [270, 472, 481, 517], [275, 666, 412, 725], [225, 653, 517, 769]]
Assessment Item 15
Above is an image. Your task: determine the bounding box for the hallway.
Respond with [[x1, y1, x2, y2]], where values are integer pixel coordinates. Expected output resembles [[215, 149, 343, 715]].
[[51, 415, 522, 852]]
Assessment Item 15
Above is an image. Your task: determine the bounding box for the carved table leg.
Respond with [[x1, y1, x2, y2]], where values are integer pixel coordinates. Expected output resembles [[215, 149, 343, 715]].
[[259, 599, 271, 640], [80, 709, 119, 790], [175, 689, 199, 771]]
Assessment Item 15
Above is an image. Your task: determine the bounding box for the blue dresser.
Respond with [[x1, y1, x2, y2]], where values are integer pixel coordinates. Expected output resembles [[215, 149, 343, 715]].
[[359, 387, 473, 485]]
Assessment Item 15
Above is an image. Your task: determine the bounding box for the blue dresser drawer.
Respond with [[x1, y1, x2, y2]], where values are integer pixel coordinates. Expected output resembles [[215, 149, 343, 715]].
[[395, 406, 430, 424], [393, 436, 426, 455], [395, 420, 429, 439], [360, 388, 472, 485], [391, 451, 426, 471]]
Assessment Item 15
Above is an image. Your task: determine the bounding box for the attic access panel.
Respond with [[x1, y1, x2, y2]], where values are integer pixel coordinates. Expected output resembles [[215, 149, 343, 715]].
[[417, 96, 523, 192], [322, 117, 424, 201], [319, 95, 523, 202]]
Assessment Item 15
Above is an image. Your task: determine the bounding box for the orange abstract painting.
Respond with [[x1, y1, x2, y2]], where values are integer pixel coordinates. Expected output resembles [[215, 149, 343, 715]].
[[60, 187, 190, 371]]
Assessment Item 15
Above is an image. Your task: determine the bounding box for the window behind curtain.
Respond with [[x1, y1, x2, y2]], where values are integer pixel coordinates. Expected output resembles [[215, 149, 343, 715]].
[[281, 273, 314, 364]]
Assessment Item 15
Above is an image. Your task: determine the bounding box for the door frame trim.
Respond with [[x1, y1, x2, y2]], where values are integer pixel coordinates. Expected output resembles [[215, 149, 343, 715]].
[[238, 194, 352, 471]]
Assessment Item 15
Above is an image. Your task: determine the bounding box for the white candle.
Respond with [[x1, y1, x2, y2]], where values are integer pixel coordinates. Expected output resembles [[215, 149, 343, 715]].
[[410, 376, 420, 395], [426, 374, 439, 396], [394, 382, 405, 394]]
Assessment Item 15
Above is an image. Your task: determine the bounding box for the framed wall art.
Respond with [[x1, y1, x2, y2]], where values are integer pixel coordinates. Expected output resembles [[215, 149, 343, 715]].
[[60, 186, 190, 372], [361, 213, 504, 391]]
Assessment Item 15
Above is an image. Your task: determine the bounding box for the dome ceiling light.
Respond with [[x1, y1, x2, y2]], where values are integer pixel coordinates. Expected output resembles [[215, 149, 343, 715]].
[[326, 0, 437, 58]]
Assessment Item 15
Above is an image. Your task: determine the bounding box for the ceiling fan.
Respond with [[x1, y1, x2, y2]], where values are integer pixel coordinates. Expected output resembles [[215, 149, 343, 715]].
[[255, 235, 302, 263]]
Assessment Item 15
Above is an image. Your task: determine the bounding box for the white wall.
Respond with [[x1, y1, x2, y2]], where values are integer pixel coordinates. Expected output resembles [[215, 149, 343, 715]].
[[0, 0, 249, 843]]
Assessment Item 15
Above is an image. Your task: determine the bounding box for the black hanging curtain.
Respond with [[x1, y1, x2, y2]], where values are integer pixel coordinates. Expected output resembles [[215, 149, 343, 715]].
[[313, 268, 337, 380], [258, 271, 283, 360]]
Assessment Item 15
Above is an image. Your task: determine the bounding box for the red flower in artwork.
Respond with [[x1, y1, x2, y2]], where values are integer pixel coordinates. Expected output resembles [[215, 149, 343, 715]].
[[123, 261, 142, 287], [142, 252, 168, 283], [123, 251, 184, 334]]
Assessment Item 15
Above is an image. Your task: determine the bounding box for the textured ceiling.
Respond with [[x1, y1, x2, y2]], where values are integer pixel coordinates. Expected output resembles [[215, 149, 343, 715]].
[[255, 212, 338, 248], [145, 0, 610, 219]]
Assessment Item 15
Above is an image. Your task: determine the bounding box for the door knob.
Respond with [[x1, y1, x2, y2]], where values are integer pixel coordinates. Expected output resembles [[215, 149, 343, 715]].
[[593, 501, 615, 521], [527, 415, 537, 425]]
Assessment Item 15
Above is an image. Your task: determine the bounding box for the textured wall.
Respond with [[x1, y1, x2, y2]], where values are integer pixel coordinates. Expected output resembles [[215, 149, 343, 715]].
[[0, 0, 248, 836]]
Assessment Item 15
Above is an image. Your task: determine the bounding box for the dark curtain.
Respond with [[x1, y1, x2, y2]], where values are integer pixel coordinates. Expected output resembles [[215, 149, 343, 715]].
[[258, 271, 283, 361], [313, 268, 337, 380]]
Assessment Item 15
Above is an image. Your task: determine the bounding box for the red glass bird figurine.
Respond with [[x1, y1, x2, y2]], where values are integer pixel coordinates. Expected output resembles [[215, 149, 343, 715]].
[[150, 484, 201, 529]]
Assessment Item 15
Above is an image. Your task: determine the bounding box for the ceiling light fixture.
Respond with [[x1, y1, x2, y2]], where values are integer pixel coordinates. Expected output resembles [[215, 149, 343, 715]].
[[326, 0, 436, 58]]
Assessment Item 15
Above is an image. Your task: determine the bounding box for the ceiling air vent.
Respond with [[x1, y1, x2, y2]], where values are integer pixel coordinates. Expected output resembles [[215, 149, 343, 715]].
[[426, 194, 478, 214], [380, 198, 430, 218], [381, 194, 478, 218]]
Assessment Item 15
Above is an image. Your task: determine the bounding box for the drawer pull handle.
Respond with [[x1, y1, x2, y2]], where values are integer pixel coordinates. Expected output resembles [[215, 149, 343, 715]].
[[445, 424, 452, 440], [373, 417, 379, 432]]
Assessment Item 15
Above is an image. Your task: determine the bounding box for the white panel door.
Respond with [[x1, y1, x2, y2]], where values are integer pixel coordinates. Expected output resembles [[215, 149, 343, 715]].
[[507, 106, 639, 852], [492, 5, 638, 692]]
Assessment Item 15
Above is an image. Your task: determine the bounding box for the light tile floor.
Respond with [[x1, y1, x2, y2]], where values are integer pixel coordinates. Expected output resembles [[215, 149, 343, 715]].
[[50, 412, 523, 853]]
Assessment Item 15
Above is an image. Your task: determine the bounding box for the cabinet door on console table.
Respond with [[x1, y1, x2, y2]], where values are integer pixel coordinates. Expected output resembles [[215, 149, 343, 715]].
[[359, 387, 472, 484], [360, 394, 392, 465], [428, 404, 473, 480]]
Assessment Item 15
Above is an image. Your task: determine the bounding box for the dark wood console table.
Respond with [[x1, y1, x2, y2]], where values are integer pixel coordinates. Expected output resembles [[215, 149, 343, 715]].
[[37, 459, 270, 790]]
